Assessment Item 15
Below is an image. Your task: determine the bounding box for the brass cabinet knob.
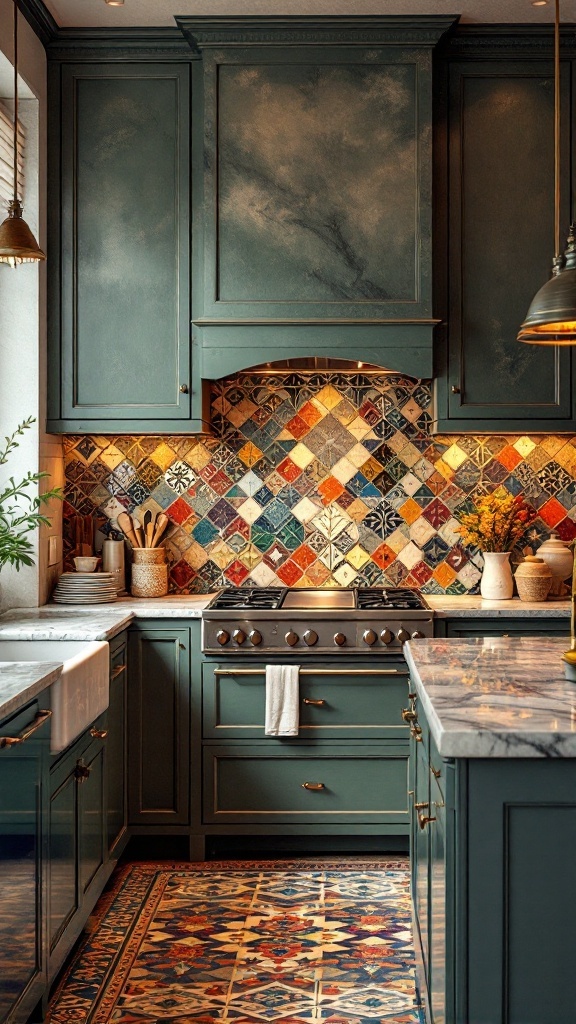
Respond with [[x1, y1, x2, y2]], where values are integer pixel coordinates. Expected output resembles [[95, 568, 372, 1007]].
[[414, 801, 429, 810], [410, 724, 423, 742], [285, 630, 299, 647], [418, 813, 437, 830], [232, 629, 246, 645], [411, 630, 425, 640], [248, 630, 262, 646], [303, 629, 318, 646], [74, 759, 91, 783], [180, 383, 189, 394], [90, 728, 108, 740], [216, 630, 230, 646], [451, 385, 461, 394], [334, 632, 347, 646], [380, 629, 393, 645], [301, 782, 325, 791], [363, 629, 377, 646], [430, 765, 442, 779], [397, 628, 410, 644], [401, 707, 417, 722]]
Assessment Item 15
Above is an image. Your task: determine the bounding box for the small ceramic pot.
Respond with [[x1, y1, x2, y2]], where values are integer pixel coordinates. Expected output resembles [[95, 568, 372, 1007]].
[[514, 555, 553, 603], [131, 563, 168, 598], [537, 533, 573, 597], [74, 556, 98, 572], [480, 551, 513, 600]]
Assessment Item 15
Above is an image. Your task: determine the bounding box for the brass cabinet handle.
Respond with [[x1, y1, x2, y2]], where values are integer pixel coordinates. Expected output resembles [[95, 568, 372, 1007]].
[[414, 801, 429, 810], [303, 698, 326, 706], [451, 385, 461, 394], [111, 663, 126, 680], [410, 724, 423, 742], [408, 692, 418, 701], [401, 707, 417, 722], [418, 813, 436, 830], [301, 782, 325, 791], [90, 728, 108, 740], [74, 759, 91, 783], [0, 708, 52, 748], [430, 765, 442, 779], [213, 668, 405, 676]]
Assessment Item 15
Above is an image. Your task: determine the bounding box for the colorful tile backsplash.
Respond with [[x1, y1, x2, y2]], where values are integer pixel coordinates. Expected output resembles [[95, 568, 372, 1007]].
[[63, 371, 576, 594]]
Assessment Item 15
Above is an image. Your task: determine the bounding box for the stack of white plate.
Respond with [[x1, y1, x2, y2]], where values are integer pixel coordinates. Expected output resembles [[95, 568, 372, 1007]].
[[53, 572, 118, 604]]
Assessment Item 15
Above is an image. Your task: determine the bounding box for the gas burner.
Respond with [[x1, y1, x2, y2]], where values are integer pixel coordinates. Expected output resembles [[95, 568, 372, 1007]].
[[209, 587, 284, 610], [356, 588, 427, 611]]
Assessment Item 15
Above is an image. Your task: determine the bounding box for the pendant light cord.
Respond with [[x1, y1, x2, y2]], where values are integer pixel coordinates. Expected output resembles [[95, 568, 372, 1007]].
[[553, 0, 557, 260], [12, 0, 17, 203]]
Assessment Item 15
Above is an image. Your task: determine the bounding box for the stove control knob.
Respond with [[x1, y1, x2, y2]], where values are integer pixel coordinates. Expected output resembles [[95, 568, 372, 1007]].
[[334, 632, 347, 647], [216, 630, 230, 646], [411, 630, 425, 640], [397, 628, 410, 644], [233, 629, 246, 645], [303, 630, 318, 647], [285, 630, 299, 647], [380, 629, 394, 645], [249, 630, 263, 646], [363, 629, 378, 646]]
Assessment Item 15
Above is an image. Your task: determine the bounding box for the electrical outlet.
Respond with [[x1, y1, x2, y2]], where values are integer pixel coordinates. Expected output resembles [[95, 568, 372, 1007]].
[[48, 536, 59, 566]]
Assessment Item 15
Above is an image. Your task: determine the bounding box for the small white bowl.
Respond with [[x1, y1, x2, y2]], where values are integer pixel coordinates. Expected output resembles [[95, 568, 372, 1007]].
[[74, 556, 99, 572]]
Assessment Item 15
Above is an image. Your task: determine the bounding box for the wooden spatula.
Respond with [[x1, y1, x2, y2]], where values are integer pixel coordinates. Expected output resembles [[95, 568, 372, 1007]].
[[117, 512, 140, 548], [151, 513, 169, 548], [143, 509, 154, 547]]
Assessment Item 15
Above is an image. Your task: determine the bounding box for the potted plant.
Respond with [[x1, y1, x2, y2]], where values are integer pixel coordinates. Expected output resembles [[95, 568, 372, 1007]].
[[456, 492, 536, 600], [0, 417, 62, 574]]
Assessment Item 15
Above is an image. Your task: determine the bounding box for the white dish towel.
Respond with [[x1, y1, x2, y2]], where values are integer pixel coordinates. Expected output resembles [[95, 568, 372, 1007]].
[[265, 664, 300, 736]]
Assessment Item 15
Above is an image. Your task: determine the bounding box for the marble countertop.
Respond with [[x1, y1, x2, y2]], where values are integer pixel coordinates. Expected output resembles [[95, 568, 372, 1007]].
[[404, 636, 576, 758], [0, 661, 62, 722], [424, 595, 570, 617]]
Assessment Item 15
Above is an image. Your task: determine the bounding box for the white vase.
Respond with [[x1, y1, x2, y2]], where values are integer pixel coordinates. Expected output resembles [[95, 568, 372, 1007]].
[[480, 551, 513, 600]]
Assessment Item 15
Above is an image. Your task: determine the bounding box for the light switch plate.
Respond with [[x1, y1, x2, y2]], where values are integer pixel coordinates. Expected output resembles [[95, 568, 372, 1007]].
[[48, 536, 59, 566]]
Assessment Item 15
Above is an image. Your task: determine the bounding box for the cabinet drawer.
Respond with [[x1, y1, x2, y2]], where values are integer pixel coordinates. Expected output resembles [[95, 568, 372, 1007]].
[[203, 745, 409, 824], [202, 664, 410, 740]]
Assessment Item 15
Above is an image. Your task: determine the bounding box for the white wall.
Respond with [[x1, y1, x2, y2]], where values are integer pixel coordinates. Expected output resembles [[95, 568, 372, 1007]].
[[0, 3, 63, 611]]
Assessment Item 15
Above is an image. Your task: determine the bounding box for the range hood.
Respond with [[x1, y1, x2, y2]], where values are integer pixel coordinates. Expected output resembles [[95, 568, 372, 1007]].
[[183, 16, 457, 389]]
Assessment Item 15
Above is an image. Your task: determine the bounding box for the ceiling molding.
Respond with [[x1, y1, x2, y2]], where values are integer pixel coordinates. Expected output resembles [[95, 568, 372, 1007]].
[[445, 22, 576, 56], [176, 15, 460, 53], [46, 27, 193, 60], [17, 0, 58, 46]]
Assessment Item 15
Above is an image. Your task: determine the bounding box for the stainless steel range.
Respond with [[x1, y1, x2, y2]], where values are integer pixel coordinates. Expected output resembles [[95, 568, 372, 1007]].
[[202, 587, 433, 655]]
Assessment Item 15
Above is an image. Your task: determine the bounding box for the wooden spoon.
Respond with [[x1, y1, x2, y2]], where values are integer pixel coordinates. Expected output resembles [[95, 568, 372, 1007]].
[[144, 510, 154, 547], [151, 513, 169, 548], [131, 515, 144, 548], [117, 512, 140, 548]]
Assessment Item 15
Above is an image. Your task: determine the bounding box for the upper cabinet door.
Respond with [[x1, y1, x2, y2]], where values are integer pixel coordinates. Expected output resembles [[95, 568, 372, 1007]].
[[48, 63, 191, 430], [434, 60, 575, 432], [198, 47, 431, 324]]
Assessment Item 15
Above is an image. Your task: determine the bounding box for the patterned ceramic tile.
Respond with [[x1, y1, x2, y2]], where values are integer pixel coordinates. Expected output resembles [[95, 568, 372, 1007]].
[[62, 372, 576, 593]]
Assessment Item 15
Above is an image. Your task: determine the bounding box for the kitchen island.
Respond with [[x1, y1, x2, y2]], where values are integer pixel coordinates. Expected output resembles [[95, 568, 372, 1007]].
[[403, 636, 576, 1024]]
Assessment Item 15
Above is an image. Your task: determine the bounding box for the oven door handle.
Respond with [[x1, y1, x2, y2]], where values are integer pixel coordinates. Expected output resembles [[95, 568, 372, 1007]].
[[212, 669, 406, 677]]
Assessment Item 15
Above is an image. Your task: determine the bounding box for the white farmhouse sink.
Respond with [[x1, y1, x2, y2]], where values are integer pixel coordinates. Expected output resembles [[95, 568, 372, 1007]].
[[0, 640, 109, 753]]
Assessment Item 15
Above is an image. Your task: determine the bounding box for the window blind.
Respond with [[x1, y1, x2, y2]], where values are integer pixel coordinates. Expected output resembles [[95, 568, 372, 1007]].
[[0, 103, 24, 209]]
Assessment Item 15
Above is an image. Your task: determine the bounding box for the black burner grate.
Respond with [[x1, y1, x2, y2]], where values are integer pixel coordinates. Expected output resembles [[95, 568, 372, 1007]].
[[356, 587, 427, 610], [210, 588, 285, 610]]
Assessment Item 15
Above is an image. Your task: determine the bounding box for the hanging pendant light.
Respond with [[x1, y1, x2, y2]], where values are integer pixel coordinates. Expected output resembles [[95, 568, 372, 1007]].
[[0, 0, 45, 268], [518, 0, 576, 343]]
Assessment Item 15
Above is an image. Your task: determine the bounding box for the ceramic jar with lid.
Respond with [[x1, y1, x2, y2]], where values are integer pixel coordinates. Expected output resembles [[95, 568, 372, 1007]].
[[537, 533, 573, 597], [514, 556, 553, 603]]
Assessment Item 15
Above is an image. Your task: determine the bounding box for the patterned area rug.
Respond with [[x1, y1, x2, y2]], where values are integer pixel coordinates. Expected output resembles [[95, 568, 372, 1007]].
[[47, 859, 423, 1024]]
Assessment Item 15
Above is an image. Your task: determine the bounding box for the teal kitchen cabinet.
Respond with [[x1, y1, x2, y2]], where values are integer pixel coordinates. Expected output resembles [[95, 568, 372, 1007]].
[[46, 58, 205, 432], [434, 58, 576, 432], [47, 720, 109, 982], [106, 634, 128, 857], [0, 696, 51, 1024], [408, 687, 576, 1024], [436, 616, 569, 639], [127, 622, 192, 828]]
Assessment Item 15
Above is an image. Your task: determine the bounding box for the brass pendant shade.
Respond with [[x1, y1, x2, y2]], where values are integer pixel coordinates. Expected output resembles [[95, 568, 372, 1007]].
[[0, 0, 45, 269], [517, 0, 576, 344], [0, 199, 45, 267], [518, 225, 576, 344]]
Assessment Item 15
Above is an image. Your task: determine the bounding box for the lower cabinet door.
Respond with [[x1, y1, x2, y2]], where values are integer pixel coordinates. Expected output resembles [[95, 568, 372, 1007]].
[[428, 777, 447, 1024], [203, 745, 409, 825], [128, 627, 191, 826], [48, 757, 79, 955], [107, 641, 127, 854], [411, 732, 430, 985], [78, 741, 106, 897]]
